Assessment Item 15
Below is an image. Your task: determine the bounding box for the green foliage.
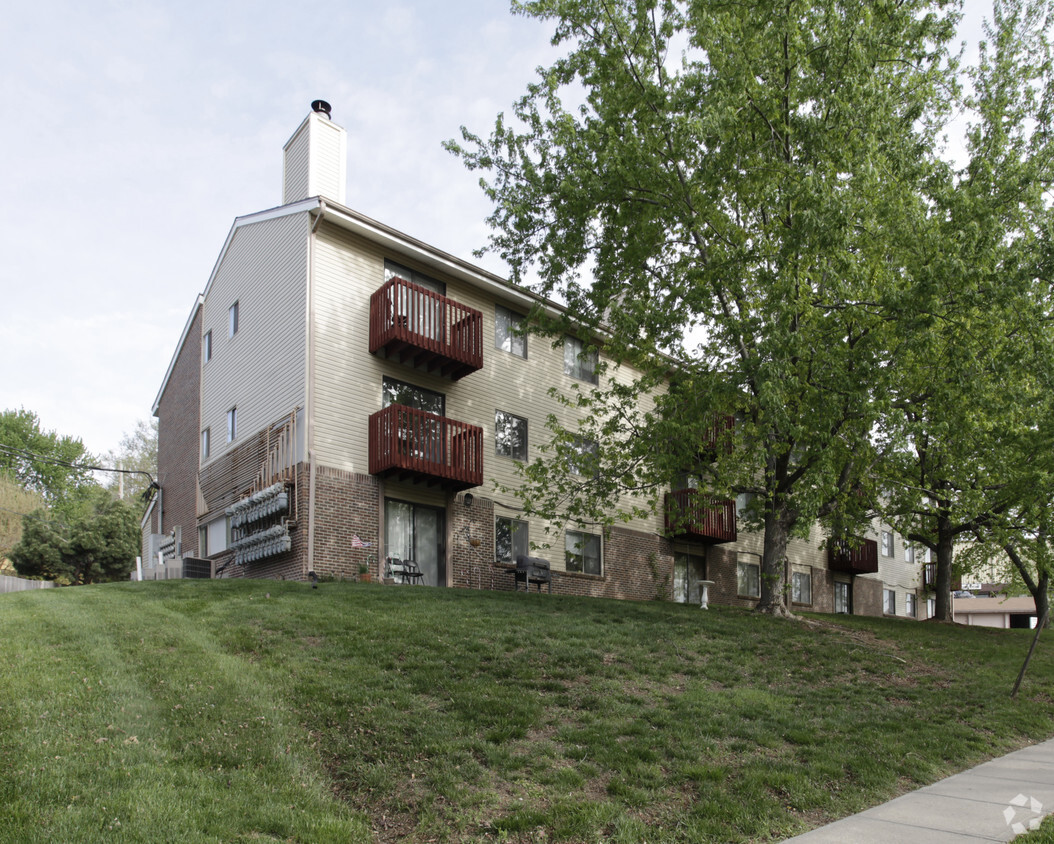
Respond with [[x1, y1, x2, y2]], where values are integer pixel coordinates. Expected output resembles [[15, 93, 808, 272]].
[[10, 486, 140, 584], [876, 0, 1054, 620], [0, 474, 43, 561], [2, 580, 1054, 842], [0, 408, 94, 507], [103, 418, 158, 506], [449, 0, 962, 613]]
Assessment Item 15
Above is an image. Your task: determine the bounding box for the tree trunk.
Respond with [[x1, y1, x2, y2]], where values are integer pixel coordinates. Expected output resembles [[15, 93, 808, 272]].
[[933, 516, 955, 622], [756, 506, 794, 617]]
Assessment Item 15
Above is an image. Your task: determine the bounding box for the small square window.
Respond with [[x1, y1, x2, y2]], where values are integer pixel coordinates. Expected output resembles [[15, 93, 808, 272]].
[[792, 570, 812, 605], [229, 301, 239, 338], [203, 330, 212, 362], [565, 530, 601, 575], [737, 557, 760, 598], [496, 517, 529, 564], [227, 407, 237, 443], [495, 411, 528, 460], [495, 305, 527, 358], [563, 336, 598, 384], [201, 427, 211, 459]]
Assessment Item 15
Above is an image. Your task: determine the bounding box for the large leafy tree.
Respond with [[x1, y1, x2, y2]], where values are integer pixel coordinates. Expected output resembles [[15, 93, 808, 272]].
[[450, 0, 959, 613], [0, 408, 94, 507], [10, 486, 140, 585], [877, 0, 1054, 621]]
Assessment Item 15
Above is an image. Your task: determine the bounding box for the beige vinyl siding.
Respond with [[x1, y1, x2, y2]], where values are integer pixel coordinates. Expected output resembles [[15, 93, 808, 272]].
[[200, 213, 309, 467], [860, 519, 925, 607], [282, 122, 310, 204], [310, 222, 666, 573]]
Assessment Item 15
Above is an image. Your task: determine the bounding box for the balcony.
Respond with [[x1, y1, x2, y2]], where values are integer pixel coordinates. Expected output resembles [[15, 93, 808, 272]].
[[828, 538, 879, 575], [665, 489, 737, 543], [370, 276, 483, 380], [369, 404, 483, 491], [704, 415, 735, 456]]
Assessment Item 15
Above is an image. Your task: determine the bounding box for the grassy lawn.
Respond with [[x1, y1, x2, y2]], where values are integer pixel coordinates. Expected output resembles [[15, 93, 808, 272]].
[[1, 580, 1052, 843]]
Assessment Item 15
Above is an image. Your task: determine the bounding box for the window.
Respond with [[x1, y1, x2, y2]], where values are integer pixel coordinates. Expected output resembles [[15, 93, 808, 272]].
[[495, 411, 527, 460], [563, 336, 598, 384], [203, 330, 212, 362], [835, 581, 851, 614], [884, 588, 896, 615], [905, 544, 915, 563], [204, 515, 230, 556], [229, 301, 239, 338], [927, 597, 935, 618], [881, 530, 894, 557], [382, 377, 444, 415], [906, 593, 917, 618], [495, 517, 529, 564], [227, 407, 237, 442], [201, 428, 210, 459], [495, 305, 527, 358], [792, 570, 812, 605], [385, 259, 444, 294], [737, 557, 760, 598], [568, 437, 598, 476], [565, 530, 601, 575]]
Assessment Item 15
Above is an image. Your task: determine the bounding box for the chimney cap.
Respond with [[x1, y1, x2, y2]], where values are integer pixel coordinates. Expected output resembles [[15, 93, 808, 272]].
[[311, 99, 332, 118]]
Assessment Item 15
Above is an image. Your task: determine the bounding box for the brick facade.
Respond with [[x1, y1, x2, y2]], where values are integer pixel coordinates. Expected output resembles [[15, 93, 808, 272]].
[[154, 304, 202, 558]]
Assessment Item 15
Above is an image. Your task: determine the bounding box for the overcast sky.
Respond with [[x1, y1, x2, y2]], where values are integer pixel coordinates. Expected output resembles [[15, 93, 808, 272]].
[[1, 1, 989, 462]]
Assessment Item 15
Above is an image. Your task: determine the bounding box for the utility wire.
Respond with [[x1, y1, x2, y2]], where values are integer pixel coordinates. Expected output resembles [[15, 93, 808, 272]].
[[0, 443, 156, 483]]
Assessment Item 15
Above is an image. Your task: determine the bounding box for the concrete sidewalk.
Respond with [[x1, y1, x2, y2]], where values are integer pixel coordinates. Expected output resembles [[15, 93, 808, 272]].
[[784, 738, 1054, 842]]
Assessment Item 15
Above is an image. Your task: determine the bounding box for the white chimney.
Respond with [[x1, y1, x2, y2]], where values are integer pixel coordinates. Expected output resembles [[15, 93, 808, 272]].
[[282, 100, 347, 205]]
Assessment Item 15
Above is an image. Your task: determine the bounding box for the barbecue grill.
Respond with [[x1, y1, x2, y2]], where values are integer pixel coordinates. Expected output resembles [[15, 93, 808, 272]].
[[514, 555, 552, 593]]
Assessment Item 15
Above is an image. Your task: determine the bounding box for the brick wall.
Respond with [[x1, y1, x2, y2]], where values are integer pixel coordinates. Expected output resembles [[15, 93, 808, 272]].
[[312, 466, 381, 580], [154, 304, 202, 558]]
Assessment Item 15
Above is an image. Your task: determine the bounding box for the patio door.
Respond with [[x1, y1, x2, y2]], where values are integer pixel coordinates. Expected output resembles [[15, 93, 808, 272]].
[[673, 551, 706, 604], [385, 499, 444, 587]]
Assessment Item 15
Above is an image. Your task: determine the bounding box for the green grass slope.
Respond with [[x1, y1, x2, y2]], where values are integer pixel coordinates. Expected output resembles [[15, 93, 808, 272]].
[[1, 579, 1052, 843]]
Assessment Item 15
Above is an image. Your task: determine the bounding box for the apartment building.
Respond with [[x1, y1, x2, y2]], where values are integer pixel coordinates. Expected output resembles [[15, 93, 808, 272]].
[[144, 102, 932, 617]]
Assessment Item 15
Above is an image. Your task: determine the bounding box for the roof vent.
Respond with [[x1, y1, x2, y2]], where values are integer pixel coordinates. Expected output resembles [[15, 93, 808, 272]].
[[311, 99, 332, 119]]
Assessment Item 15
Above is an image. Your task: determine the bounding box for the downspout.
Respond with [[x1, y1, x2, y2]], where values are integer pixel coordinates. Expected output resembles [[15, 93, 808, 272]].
[[305, 201, 325, 577]]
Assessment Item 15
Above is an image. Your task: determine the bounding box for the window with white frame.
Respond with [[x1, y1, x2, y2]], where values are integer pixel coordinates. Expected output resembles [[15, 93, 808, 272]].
[[905, 544, 916, 563], [884, 588, 896, 615], [881, 530, 895, 557], [737, 556, 760, 598], [227, 407, 237, 442], [201, 428, 210, 459], [229, 301, 239, 338], [905, 593, 917, 618], [565, 529, 601, 575], [495, 517, 529, 564], [792, 570, 812, 605], [495, 411, 528, 460], [495, 305, 527, 358], [563, 336, 598, 384], [203, 329, 212, 362], [927, 597, 935, 618]]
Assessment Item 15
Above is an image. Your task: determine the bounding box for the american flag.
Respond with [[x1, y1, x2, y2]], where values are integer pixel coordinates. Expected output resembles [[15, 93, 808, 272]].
[[352, 535, 370, 548]]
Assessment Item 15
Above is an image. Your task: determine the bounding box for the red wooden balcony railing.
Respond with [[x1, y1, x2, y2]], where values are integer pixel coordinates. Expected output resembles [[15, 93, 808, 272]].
[[665, 489, 737, 543], [369, 276, 483, 380], [369, 404, 482, 491], [828, 537, 879, 575], [704, 415, 735, 456]]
